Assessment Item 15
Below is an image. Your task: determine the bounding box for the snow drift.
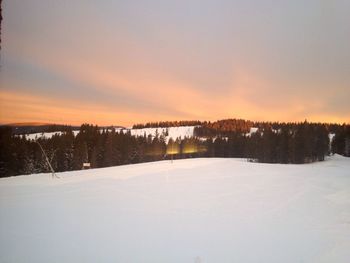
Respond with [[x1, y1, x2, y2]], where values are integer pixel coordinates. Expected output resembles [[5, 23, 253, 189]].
[[1, 155, 350, 262]]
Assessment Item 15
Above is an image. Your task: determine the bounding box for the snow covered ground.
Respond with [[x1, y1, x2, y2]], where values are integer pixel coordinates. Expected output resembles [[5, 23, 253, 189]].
[[23, 130, 80, 140], [1, 155, 350, 262], [126, 126, 195, 142], [20, 128, 337, 148], [21, 126, 195, 142]]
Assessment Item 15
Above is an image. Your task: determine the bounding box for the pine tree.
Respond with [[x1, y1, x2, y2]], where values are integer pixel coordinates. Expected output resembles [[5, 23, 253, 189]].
[[103, 130, 121, 167], [277, 127, 290, 163], [73, 140, 88, 170]]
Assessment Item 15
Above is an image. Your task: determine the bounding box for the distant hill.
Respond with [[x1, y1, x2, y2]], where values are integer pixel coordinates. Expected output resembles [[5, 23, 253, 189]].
[[1, 123, 127, 135], [3, 122, 52, 127], [1, 123, 80, 135]]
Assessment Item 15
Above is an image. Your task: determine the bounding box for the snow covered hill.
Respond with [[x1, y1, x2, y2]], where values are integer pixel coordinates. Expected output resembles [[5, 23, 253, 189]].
[[1, 156, 350, 262], [23, 130, 80, 140], [20, 127, 337, 148], [127, 126, 195, 142], [22, 126, 196, 141]]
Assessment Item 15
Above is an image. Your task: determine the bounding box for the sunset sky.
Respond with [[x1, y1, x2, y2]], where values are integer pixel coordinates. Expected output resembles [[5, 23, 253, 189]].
[[1, 0, 349, 126]]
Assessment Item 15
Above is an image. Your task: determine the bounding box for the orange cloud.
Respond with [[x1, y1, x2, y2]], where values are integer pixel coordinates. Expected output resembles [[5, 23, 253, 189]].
[[2, 41, 349, 126], [0, 90, 194, 126]]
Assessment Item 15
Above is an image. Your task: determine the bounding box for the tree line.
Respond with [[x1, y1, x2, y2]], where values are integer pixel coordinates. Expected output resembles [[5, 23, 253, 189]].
[[0, 124, 207, 177], [194, 119, 254, 136], [132, 120, 202, 129], [9, 124, 79, 135], [194, 118, 347, 137], [1, 121, 349, 177]]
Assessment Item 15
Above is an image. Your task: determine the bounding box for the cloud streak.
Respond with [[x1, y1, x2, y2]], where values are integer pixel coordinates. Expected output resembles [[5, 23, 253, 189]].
[[1, 0, 349, 125]]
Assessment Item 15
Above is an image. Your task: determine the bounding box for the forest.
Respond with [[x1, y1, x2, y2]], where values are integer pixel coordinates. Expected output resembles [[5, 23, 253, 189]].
[[132, 120, 203, 129], [0, 120, 349, 177]]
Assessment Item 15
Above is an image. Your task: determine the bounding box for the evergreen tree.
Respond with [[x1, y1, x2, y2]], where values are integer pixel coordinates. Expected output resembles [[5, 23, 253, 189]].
[[103, 129, 121, 167], [73, 140, 88, 170], [277, 127, 290, 163]]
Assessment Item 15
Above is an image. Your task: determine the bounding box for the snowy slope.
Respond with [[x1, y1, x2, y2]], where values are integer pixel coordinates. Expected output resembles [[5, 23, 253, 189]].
[[23, 130, 80, 140], [246, 127, 259, 136], [22, 126, 195, 142], [1, 156, 350, 262], [126, 126, 195, 142], [21, 125, 257, 142], [20, 128, 336, 145]]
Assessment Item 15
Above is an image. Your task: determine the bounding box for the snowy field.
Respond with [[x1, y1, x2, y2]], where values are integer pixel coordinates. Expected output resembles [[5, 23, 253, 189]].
[[23, 130, 80, 140], [21, 126, 264, 143], [21, 126, 196, 142], [128, 126, 195, 142], [1, 155, 350, 262]]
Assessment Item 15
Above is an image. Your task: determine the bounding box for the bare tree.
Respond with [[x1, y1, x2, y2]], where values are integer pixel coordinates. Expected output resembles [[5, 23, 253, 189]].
[[35, 140, 59, 179]]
